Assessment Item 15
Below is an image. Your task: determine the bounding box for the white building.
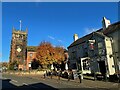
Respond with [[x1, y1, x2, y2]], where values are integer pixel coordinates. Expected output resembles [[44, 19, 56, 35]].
[[68, 17, 120, 77]]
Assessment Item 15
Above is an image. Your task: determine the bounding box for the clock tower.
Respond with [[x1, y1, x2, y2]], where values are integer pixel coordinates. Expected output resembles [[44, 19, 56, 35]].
[[9, 27, 28, 69]]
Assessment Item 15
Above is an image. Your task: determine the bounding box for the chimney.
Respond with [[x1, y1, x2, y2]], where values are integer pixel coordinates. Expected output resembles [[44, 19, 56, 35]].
[[102, 17, 111, 30], [73, 34, 78, 41]]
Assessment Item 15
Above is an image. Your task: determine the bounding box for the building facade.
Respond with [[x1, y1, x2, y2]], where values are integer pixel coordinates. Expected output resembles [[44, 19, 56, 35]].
[[102, 22, 120, 74], [68, 17, 120, 77], [26, 46, 37, 70]]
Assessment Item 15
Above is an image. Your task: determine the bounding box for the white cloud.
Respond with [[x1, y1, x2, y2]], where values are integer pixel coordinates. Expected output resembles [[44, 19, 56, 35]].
[[48, 35, 64, 45], [48, 35, 55, 40], [84, 27, 100, 35], [48, 35, 64, 42], [57, 39, 63, 43]]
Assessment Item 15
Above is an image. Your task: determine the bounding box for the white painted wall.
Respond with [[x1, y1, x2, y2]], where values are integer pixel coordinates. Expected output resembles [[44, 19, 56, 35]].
[[104, 37, 115, 75], [107, 29, 119, 73]]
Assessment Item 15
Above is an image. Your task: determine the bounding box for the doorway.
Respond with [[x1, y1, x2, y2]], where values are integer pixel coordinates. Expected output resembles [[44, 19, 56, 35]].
[[98, 61, 106, 74]]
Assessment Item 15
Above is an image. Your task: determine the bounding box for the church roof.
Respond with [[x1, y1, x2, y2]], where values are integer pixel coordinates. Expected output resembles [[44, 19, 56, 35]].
[[27, 46, 38, 52]]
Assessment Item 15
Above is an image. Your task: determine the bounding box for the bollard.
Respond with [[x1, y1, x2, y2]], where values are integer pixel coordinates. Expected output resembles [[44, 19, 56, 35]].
[[104, 73, 107, 82], [51, 74, 52, 79], [68, 72, 70, 81], [58, 75, 60, 80], [68, 75, 70, 81], [58, 72, 60, 80], [51, 72, 52, 79], [46, 71, 48, 76], [44, 73, 46, 79], [94, 73, 96, 81], [78, 74, 82, 83], [58, 71, 61, 80], [118, 73, 120, 83]]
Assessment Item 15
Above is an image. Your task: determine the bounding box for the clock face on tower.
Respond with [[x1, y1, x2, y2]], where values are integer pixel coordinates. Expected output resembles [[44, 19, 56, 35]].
[[16, 45, 22, 53]]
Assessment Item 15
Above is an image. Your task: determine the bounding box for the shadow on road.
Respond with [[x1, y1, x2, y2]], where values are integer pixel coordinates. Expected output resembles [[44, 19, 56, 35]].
[[2, 79, 58, 90]]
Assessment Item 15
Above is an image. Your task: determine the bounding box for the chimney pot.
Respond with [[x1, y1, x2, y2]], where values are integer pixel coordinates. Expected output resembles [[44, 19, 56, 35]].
[[73, 34, 78, 41], [102, 17, 111, 30]]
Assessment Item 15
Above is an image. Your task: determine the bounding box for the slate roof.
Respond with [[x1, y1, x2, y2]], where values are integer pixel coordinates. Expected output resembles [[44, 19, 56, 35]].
[[68, 21, 120, 49], [68, 33, 93, 49], [94, 32, 108, 38], [27, 46, 38, 52], [103, 21, 120, 35]]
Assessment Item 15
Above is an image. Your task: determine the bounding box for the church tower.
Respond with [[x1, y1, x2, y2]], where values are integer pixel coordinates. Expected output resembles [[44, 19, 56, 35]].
[[9, 21, 28, 70]]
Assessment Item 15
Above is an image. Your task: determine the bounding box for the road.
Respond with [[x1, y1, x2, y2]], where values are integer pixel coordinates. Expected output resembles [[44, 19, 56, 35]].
[[1, 73, 119, 90]]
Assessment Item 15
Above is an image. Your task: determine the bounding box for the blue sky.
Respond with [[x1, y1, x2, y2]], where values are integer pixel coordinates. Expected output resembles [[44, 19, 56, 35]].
[[2, 2, 118, 62]]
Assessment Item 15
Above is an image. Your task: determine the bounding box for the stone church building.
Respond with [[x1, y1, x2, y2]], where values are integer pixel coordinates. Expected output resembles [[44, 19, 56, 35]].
[[9, 27, 37, 70], [9, 27, 68, 70]]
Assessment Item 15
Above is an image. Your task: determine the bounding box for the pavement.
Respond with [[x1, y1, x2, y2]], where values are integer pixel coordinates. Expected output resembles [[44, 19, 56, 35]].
[[24, 74, 119, 89], [2, 73, 120, 90]]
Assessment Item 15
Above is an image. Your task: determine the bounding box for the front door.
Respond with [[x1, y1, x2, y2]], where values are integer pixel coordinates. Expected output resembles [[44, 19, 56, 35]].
[[98, 61, 106, 74]]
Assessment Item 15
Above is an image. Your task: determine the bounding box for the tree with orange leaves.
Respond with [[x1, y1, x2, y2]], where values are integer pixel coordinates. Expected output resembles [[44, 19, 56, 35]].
[[54, 46, 65, 64], [36, 41, 65, 68]]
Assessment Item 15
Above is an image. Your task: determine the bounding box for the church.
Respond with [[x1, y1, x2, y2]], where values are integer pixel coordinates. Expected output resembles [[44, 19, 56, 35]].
[[9, 23, 68, 71], [9, 21, 38, 70]]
